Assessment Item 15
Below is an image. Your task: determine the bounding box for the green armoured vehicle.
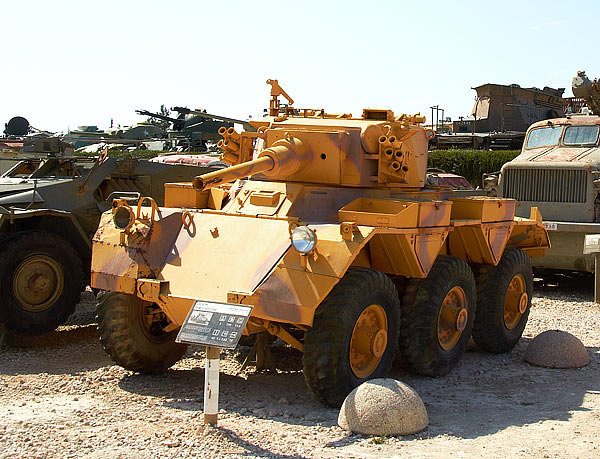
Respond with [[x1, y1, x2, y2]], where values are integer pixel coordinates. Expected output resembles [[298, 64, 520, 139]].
[[137, 107, 255, 151], [0, 153, 222, 335]]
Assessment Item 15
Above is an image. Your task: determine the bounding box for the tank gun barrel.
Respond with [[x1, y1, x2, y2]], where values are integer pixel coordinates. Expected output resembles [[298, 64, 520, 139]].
[[135, 109, 180, 124], [173, 107, 255, 132], [192, 155, 275, 191], [192, 137, 311, 191]]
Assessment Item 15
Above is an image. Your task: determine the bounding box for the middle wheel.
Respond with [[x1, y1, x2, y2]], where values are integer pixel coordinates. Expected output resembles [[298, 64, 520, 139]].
[[399, 255, 476, 377], [302, 267, 400, 407]]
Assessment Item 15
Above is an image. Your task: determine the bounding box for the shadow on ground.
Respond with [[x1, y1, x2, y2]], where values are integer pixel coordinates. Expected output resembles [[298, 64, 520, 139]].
[[534, 270, 594, 299], [116, 334, 599, 443], [2, 278, 598, 450], [0, 324, 112, 375]]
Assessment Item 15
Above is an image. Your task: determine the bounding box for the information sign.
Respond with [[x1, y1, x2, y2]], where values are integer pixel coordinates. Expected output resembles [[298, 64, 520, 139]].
[[176, 300, 253, 349]]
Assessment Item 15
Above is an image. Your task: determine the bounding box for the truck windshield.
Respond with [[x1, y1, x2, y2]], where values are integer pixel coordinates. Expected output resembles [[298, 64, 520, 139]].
[[526, 126, 563, 148], [563, 125, 599, 145]]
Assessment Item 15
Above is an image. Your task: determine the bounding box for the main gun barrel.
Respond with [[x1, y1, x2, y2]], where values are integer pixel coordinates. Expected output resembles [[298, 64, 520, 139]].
[[193, 155, 275, 190], [173, 107, 256, 132], [192, 137, 311, 191], [135, 109, 179, 124]]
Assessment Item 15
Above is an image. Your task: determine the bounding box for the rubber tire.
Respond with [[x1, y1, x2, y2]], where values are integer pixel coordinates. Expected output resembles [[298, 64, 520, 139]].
[[96, 292, 187, 373], [302, 267, 400, 407], [472, 247, 533, 353], [399, 255, 476, 377], [0, 231, 83, 335]]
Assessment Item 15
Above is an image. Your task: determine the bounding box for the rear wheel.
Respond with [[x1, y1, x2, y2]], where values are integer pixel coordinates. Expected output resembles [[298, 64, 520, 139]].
[[96, 292, 187, 373], [0, 231, 83, 335], [399, 255, 476, 376], [472, 247, 533, 353], [303, 268, 400, 407]]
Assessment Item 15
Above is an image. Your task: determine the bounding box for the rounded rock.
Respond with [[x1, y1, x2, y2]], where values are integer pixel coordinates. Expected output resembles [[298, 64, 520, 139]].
[[525, 330, 589, 368], [337, 378, 428, 436]]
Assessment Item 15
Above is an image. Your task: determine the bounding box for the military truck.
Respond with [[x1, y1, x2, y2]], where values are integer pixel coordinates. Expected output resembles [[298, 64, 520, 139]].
[[492, 71, 600, 272], [91, 80, 549, 407], [0, 153, 222, 336]]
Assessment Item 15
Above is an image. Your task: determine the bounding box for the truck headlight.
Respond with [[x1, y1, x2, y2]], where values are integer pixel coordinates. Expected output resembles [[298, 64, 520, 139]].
[[291, 226, 316, 254], [113, 205, 135, 232]]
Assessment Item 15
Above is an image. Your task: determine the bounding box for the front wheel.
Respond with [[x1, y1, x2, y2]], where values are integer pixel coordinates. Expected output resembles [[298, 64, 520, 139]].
[[302, 268, 400, 407], [399, 255, 476, 377], [96, 292, 187, 373], [0, 231, 83, 335], [472, 247, 533, 353]]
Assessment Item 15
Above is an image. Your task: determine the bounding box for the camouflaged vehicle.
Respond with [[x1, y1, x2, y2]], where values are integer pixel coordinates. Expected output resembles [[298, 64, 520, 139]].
[[0, 153, 221, 335]]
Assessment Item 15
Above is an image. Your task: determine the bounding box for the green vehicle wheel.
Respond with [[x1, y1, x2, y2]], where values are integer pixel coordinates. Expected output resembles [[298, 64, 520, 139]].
[[0, 231, 83, 335]]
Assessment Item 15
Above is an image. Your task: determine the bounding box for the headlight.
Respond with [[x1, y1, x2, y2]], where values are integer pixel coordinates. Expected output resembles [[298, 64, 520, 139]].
[[113, 205, 135, 232], [291, 226, 316, 254]]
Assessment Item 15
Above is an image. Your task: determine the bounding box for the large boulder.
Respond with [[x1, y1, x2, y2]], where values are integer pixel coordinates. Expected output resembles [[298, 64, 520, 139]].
[[525, 330, 589, 369], [338, 378, 428, 436]]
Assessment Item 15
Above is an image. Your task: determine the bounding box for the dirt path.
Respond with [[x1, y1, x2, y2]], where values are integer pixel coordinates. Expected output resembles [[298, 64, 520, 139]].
[[0, 279, 599, 458]]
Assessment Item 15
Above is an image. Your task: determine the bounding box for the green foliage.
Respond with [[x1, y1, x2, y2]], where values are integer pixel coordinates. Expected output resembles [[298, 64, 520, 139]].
[[428, 149, 520, 187], [371, 435, 387, 444]]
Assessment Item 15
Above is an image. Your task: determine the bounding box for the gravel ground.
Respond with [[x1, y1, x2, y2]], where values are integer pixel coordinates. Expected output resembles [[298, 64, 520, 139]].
[[1, 276, 599, 458]]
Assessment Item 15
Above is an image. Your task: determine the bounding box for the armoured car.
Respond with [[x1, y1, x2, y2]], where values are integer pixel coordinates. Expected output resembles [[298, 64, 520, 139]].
[[91, 81, 549, 406], [0, 154, 221, 335]]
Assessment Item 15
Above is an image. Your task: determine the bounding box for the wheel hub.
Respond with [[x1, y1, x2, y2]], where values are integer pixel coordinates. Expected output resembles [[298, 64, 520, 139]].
[[349, 304, 388, 378], [518, 292, 529, 314], [437, 286, 468, 351], [371, 329, 388, 358], [140, 302, 171, 342], [504, 274, 528, 329], [455, 308, 468, 333], [28, 272, 51, 294], [13, 255, 64, 312]]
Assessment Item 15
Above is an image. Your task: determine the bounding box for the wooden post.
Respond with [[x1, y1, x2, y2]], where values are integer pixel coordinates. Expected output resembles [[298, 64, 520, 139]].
[[203, 346, 221, 425]]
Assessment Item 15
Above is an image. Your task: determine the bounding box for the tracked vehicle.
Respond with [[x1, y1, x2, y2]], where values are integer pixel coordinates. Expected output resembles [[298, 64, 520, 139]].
[[91, 81, 549, 406]]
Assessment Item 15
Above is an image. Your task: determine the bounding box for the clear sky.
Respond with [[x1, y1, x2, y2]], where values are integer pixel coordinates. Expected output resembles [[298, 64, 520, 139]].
[[2, 0, 597, 133]]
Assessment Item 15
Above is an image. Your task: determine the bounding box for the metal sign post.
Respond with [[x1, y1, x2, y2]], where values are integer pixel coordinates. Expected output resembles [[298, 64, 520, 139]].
[[176, 300, 253, 425], [583, 234, 600, 303]]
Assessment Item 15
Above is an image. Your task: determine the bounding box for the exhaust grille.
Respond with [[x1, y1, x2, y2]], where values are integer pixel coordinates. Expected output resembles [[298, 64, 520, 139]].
[[502, 168, 588, 203]]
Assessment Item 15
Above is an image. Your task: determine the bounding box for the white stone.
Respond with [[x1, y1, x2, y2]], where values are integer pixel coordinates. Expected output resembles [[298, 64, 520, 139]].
[[338, 378, 428, 436]]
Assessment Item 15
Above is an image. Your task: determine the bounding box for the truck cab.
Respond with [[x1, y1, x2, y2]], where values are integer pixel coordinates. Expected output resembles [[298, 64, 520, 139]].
[[498, 113, 600, 271]]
